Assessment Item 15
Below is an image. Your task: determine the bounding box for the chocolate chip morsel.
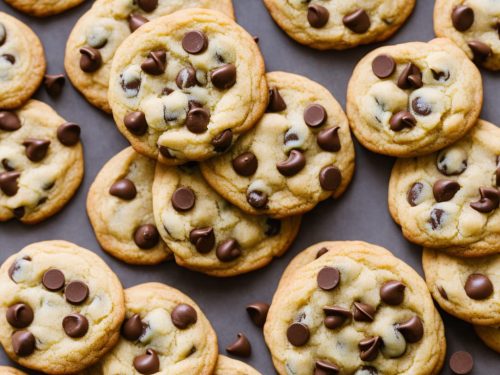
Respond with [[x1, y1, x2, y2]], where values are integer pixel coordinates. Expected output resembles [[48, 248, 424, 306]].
[[433, 179, 460, 202], [267, 87, 287, 112], [319, 166, 341, 191], [380, 280, 406, 305], [62, 313, 89, 338], [316, 247, 329, 258], [0, 23, 5, 46], [12, 330, 35, 356], [430, 208, 445, 230], [452, 6, 474, 32], [79, 47, 102, 73], [358, 336, 382, 361], [141, 50, 167, 75], [109, 179, 137, 200], [277, 150, 306, 176], [189, 227, 215, 254], [372, 55, 396, 79], [212, 129, 233, 152], [449, 351, 474, 375], [211, 64, 237, 90], [8, 256, 31, 282], [171, 187, 196, 212], [353, 302, 376, 322], [216, 238, 242, 262], [464, 273, 494, 300], [176, 66, 196, 89], [0, 111, 21, 131], [232, 152, 258, 176], [317, 127, 341, 152], [137, 0, 158, 13], [436, 148, 467, 176], [314, 360, 339, 375], [317, 266, 340, 291], [437, 285, 448, 300], [134, 348, 160, 375], [412, 97, 432, 116], [246, 190, 268, 209], [304, 104, 327, 127], [226, 332, 251, 357], [57, 122, 81, 146], [343, 9, 371, 34], [134, 224, 160, 249], [124, 112, 148, 136], [171, 304, 197, 329], [122, 314, 144, 341], [44, 74, 65, 97], [65, 281, 89, 305], [22, 139, 50, 162], [128, 13, 149, 33], [246, 302, 270, 328], [186, 107, 210, 134], [307, 4, 329, 28], [6, 303, 34, 328], [323, 306, 352, 329], [396, 316, 424, 343], [470, 187, 499, 213], [265, 218, 281, 236], [397, 63, 422, 90], [42, 269, 65, 291], [0, 171, 20, 196], [287, 322, 310, 347], [468, 41, 492, 63], [390, 111, 416, 131], [182, 31, 208, 54]]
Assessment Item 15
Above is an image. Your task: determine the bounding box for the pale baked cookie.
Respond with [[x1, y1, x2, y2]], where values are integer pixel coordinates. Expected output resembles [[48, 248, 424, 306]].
[[0, 241, 125, 374], [264, 241, 446, 375], [262, 0, 415, 50], [434, 0, 500, 71], [83, 283, 218, 375], [200, 71, 355, 218], [0, 100, 84, 224], [153, 162, 301, 277], [87, 147, 171, 265], [474, 325, 500, 353], [0, 366, 27, 375], [422, 248, 499, 326], [65, 0, 235, 112], [3, 0, 84, 17], [347, 38, 482, 157], [388, 120, 500, 257], [0, 12, 45, 109], [215, 355, 261, 375]]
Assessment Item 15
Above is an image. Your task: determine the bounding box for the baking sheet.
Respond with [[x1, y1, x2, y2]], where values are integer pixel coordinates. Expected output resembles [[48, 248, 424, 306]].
[[0, 0, 498, 373]]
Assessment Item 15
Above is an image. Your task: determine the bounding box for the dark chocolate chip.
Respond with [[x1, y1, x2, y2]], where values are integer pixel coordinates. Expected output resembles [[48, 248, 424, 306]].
[[450, 351, 474, 375], [6, 303, 34, 328], [317, 127, 341, 152], [42, 269, 65, 291], [0, 24, 5, 46], [437, 285, 448, 300], [307, 4, 330, 28], [216, 238, 242, 262], [211, 64, 237, 90], [186, 107, 210, 134], [317, 266, 340, 291], [412, 97, 432, 116], [62, 313, 89, 338], [433, 179, 460, 202], [468, 40, 492, 62], [304, 104, 327, 127], [65, 281, 89, 305], [396, 316, 424, 343], [124, 112, 148, 136], [22, 139, 50, 162], [2, 54, 15, 64], [182, 31, 208, 54], [319, 166, 341, 191], [79, 47, 102, 72], [57, 122, 81, 146], [436, 150, 467, 176], [128, 13, 149, 32], [12, 330, 35, 356], [470, 187, 499, 213], [2, 158, 15, 171], [134, 349, 160, 375], [189, 227, 215, 253], [380, 280, 406, 305], [44, 74, 65, 97], [343, 9, 371, 33], [359, 336, 382, 361], [464, 273, 493, 300], [176, 66, 196, 88], [452, 6, 474, 31], [212, 129, 233, 152], [0, 171, 20, 196], [232, 152, 258, 176], [109, 179, 137, 200], [137, 0, 158, 12], [314, 360, 339, 375], [323, 306, 352, 329], [431, 69, 450, 82], [141, 50, 166, 75], [134, 224, 160, 249], [0, 111, 21, 131], [430, 208, 445, 230], [246, 302, 269, 328], [159, 146, 174, 159], [226, 333, 251, 357], [277, 150, 306, 176], [171, 187, 196, 212], [122, 314, 144, 341], [8, 257, 30, 282], [390, 111, 416, 131], [287, 322, 310, 346], [171, 304, 197, 329], [353, 302, 376, 322], [267, 87, 287, 112], [246, 190, 268, 209], [397, 63, 422, 90], [13, 207, 25, 219], [316, 247, 329, 258], [265, 218, 281, 236], [372, 54, 396, 78]]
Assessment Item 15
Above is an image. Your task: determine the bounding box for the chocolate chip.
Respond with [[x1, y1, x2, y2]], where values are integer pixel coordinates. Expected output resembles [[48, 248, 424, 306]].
[[304, 104, 327, 127], [186, 107, 210, 134], [0, 171, 20, 196], [323, 306, 352, 329], [437, 285, 448, 300], [450, 351, 474, 375], [13, 207, 25, 219], [316, 247, 329, 258], [246, 302, 269, 327], [464, 273, 493, 300], [396, 316, 424, 343], [189, 227, 215, 253], [267, 87, 287, 112], [6, 303, 34, 328], [109, 179, 137, 200], [431, 69, 450, 82], [137, 0, 158, 12], [430, 208, 445, 230], [0, 111, 21, 131], [44, 74, 65, 97], [433, 179, 460, 202], [134, 349, 160, 375], [390, 111, 416, 131], [211, 64, 237, 90], [12, 331, 35, 356], [141, 50, 166, 75], [128, 13, 149, 32], [171, 304, 197, 329], [216, 238, 242, 262], [232, 152, 258, 176], [182, 31, 208, 54], [315, 360, 339, 375], [412, 97, 432, 116], [397, 63, 422, 89], [226, 333, 251, 357], [62, 313, 89, 338], [287, 322, 310, 346], [372, 55, 396, 78], [0, 23, 5, 46], [380, 281, 406, 305], [122, 314, 144, 341], [42, 269, 65, 291], [353, 302, 376, 322], [79, 47, 102, 72], [57, 122, 81, 146], [319, 166, 341, 191], [247, 190, 268, 209], [176, 66, 196, 88], [470, 187, 499, 213], [265, 218, 281, 236], [171, 187, 196, 212], [124, 111, 148, 136], [343, 9, 371, 33], [162, 87, 174, 96], [22, 139, 50, 162], [120, 72, 141, 96], [212, 129, 233, 152], [468, 40, 492, 62], [65, 281, 89, 305], [134, 224, 160, 249], [317, 267, 340, 291], [436, 149, 467, 176], [317, 127, 341, 152], [8, 257, 30, 282], [2, 54, 14, 64], [359, 336, 382, 361], [452, 6, 474, 31], [2, 158, 14, 171], [277, 150, 306, 177], [307, 4, 329, 28], [284, 132, 299, 147]]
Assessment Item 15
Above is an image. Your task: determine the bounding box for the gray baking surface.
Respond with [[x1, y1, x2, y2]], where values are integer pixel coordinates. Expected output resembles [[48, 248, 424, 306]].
[[0, 0, 498, 373]]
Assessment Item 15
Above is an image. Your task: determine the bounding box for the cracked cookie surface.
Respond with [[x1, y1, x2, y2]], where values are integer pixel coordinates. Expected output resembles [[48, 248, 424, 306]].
[[262, 0, 415, 50], [474, 325, 500, 353], [87, 147, 171, 265], [215, 355, 261, 375], [153, 162, 301, 277], [388, 120, 500, 256], [264, 241, 445, 375], [347, 38, 482, 157], [0, 100, 84, 224], [65, 0, 234, 112], [200, 71, 355, 218], [0, 241, 125, 374], [4, 0, 84, 17]]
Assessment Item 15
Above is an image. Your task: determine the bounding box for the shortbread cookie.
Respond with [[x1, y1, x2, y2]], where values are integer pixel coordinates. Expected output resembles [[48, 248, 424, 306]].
[[153, 163, 301, 277], [0, 12, 45, 109], [200, 71, 355, 218], [262, 0, 415, 50], [347, 38, 482, 157], [84, 283, 218, 375], [434, 0, 500, 71], [65, 0, 234, 112], [474, 325, 500, 353], [422, 248, 499, 326], [389, 120, 499, 257], [0, 241, 125, 374], [264, 241, 446, 375], [3, 0, 84, 17], [215, 355, 261, 375], [0, 367, 27, 375], [87, 147, 171, 265], [0, 100, 84, 224]]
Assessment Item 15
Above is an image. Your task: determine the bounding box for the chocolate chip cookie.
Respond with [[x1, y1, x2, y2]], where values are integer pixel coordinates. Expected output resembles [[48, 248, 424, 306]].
[[434, 0, 500, 71], [0, 100, 84, 224], [388, 120, 499, 256], [153, 162, 301, 277], [0, 241, 125, 374], [423, 248, 499, 326], [474, 325, 500, 353], [215, 355, 261, 375], [0, 367, 27, 375], [262, 0, 416, 50], [83, 282, 218, 375], [200, 71, 355, 218], [347, 38, 483, 157], [3, 0, 84, 17], [264, 241, 446, 375], [0, 12, 45, 109], [65, 0, 234, 112], [87, 147, 171, 265]]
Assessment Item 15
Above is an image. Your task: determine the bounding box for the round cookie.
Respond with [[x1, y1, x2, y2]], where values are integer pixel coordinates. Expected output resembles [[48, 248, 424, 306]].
[[153, 162, 301, 277], [108, 8, 267, 165], [262, 0, 415, 50], [65, 0, 235, 112], [200, 71, 355, 218], [388, 120, 500, 257], [0, 241, 125, 374], [215, 355, 261, 375], [434, 0, 500, 71], [87, 147, 171, 265], [0, 367, 27, 375], [83, 282, 218, 375], [422, 248, 499, 326], [0, 12, 45, 109], [264, 241, 446, 375], [346, 38, 482, 157], [0, 100, 84, 224], [3, 0, 84, 17], [474, 325, 500, 353]]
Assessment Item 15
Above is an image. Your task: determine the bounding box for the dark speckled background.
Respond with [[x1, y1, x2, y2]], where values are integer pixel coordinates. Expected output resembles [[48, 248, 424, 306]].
[[0, 0, 498, 373]]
